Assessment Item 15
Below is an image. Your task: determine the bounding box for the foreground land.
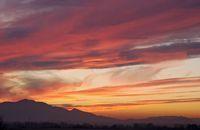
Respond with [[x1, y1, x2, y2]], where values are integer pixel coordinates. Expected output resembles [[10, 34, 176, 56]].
[[1, 123, 200, 130]]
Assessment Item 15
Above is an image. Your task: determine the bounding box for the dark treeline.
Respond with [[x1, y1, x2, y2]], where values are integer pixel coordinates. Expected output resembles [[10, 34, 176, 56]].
[[1, 123, 200, 130], [0, 119, 199, 130]]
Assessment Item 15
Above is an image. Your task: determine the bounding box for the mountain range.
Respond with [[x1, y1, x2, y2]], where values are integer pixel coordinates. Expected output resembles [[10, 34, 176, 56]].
[[0, 99, 199, 126]]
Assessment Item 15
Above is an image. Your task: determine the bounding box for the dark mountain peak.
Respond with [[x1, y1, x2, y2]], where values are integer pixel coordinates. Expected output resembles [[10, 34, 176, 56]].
[[15, 99, 50, 107], [17, 99, 36, 104], [0, 99, 49, 108], [70, 108, 81, 112]]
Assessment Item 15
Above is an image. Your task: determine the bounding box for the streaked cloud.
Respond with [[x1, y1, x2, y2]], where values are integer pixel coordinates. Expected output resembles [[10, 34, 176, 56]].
[[0, 57, 199, 101], [0, 0, 200, 71]]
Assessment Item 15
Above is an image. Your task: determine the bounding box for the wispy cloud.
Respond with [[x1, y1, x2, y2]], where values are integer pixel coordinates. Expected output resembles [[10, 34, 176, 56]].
[[0, 58, 200, 104]]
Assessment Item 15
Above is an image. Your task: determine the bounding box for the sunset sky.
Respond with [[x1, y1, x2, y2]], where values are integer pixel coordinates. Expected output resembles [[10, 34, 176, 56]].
[[0, 0, 200, 119]]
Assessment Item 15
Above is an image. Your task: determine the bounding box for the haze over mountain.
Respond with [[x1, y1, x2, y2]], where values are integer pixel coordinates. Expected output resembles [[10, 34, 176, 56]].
[[0, 99, 199, 126]]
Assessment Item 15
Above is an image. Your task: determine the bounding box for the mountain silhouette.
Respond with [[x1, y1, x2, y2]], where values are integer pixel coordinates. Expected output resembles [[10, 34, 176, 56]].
[[0, 99, 119, 124], [0, 99, 199, 126], [127, 116, 200, 126]]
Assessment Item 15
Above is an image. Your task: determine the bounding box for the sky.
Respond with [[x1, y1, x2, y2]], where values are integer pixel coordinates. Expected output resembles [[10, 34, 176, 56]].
[[0, 0, 200, 119]]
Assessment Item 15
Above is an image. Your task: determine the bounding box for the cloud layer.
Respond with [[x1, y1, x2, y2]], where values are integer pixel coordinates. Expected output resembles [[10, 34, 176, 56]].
[[0, 0, 200, 71]]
